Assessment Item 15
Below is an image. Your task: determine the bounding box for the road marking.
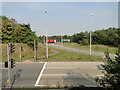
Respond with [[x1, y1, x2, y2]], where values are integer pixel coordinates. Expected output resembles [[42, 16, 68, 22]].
[[36, 84, 77, 87], [42, 74, 67, 76], [97, 74, 104, 77], [42, 74, 87, 77], [0, 68, 8, 69], [35, 62, 47, 86], [34, 84, 96, 87], [45, 67, 77, 69]]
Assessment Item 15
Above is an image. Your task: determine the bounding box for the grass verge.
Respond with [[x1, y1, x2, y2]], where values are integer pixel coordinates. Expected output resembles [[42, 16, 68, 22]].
[[2, 43, 54, 62], [39, 46, 103, 62], [55, 42, 118, 54]]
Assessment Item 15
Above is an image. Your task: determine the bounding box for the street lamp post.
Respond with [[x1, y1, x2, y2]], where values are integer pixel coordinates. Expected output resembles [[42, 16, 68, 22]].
[[45, 10, 48, 58], [90, 13, 93, 56], [61, 20, 64, 49]]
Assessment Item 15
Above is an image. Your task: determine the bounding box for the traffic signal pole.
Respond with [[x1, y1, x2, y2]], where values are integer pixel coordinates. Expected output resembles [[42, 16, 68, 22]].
[[7, 45, 11, 87], [20, 46, 22, 62], [34, 40, 36, 62]]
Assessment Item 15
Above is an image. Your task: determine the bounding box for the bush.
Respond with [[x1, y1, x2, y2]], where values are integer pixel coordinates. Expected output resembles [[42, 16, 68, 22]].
[[118, 45, 120, 54], [95, 51, 120, 89], [79, 39, 89, 45]]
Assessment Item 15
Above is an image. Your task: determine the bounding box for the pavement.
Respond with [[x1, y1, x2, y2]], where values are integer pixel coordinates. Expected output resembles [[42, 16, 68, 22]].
[[36, 62, 103, 87], [1, 62, 103, 88], [49, 44, 116, 59]]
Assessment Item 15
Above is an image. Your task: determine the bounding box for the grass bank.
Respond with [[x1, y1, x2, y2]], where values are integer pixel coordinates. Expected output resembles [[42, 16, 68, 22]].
[[2, 43, 54, 62], [39, 46, 103, 62], [55, 42, 118, 54]]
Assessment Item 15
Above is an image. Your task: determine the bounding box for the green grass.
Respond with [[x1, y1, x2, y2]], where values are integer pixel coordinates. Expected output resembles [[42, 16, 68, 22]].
[[39, 46, 103, 62], [56, 42, 118, 54], [2, 43, 114, 62], [2, 43, 54, 62]]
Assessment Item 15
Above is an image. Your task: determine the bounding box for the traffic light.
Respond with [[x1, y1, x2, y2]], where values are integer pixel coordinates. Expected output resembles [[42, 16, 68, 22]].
[[5, 62, 8, 68], [9, 43, 15, 54], [20, 46, 23, 51], [11, 58, 15, 68], [35, 39, 38, 45], [36, 46, 38, 51]]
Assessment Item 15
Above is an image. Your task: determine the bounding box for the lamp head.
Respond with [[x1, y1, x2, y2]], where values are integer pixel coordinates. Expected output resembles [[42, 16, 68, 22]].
[[45, 10, 47, 13]]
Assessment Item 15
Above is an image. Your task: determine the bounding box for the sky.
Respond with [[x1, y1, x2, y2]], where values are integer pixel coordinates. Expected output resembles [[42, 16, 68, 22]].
[[2, 2, 118, 36]]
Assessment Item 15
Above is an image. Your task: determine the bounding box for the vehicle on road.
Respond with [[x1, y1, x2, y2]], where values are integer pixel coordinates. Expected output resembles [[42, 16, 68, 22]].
[[47, 39, 56, 43], [62, 39, 70, 42]]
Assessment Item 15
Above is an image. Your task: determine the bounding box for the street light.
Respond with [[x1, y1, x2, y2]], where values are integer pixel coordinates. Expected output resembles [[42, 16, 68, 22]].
[[45, 10, 48, 58], [90, 13, 93, 56], [61, 20, 64, 49]]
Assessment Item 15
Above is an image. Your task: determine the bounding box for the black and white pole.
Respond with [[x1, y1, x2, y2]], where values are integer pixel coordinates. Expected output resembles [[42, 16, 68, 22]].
[[20, 46, 22, 62], [90, 13, 93, 56], [45, 10, 48, 58], [7, 45, 10, 87], [34, 40, 36, 62]]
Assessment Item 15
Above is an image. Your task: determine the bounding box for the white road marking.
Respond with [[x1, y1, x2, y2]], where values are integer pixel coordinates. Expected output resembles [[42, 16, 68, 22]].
[[97, 74, 104, 77], [45, 67, 77, 69], [36, 84, 79, 87], [42, 74, 67, 76], [35, 62, 47, 86], [34, 84, 96, 87], [42, 74, 94, 77], [0, 68, 8, 69]]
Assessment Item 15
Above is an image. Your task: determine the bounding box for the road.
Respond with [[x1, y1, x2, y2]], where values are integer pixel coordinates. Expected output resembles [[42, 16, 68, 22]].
[[36, 43, 59, 59], [49, 44, 115, 59], [1, 62, 103, 88], [1, 43, 105, 88], [1, 63, 44, 88], [36, 62, 103, 87]]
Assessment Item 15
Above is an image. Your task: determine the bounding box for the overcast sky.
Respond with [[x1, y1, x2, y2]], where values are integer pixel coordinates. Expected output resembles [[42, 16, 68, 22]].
[[2, 2, 118, 36]]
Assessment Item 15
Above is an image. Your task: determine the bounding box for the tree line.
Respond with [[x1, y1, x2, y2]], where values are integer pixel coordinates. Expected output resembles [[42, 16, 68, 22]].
[[1, 16, 120, 48], [71, 27, 120, 47], [1, 16, 37, 48], [39, 27, 120, 48]]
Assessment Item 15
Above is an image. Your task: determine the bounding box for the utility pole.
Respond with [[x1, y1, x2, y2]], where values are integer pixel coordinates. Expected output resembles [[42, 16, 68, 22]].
[[45, 10, 48, 58], [90, 13, 93, 56], [20, 46, 22, 62], [34, 40, 36, 62], [7, 45, 10, 87], [7, 43, 15, 88], [61, 20, 64, 49]]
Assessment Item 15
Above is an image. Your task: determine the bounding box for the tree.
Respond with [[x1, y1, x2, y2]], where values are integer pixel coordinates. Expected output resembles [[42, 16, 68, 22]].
[[95, 51, 120, 89], [1, 16, 38, 48]]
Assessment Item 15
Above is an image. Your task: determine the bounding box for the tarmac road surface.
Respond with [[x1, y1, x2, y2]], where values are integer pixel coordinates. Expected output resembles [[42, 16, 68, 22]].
[[36, 62, 103, 87], [1, 62, 103, 88], [1, 62, 44, 88]]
